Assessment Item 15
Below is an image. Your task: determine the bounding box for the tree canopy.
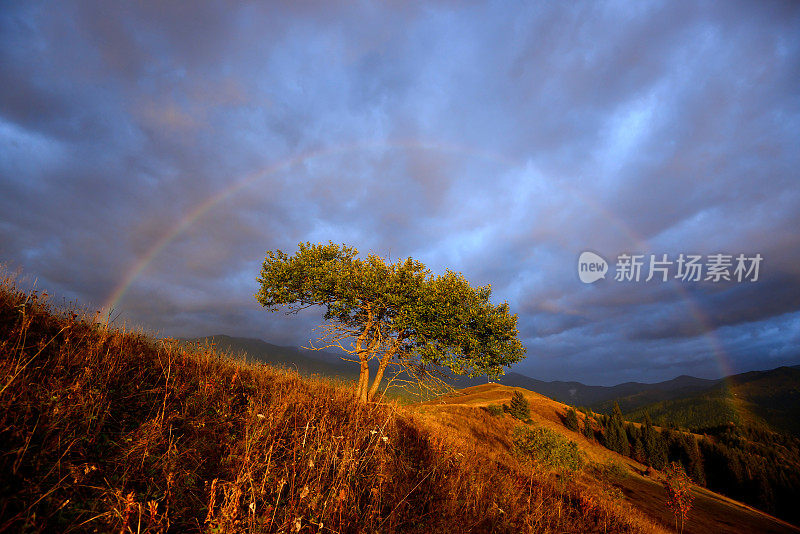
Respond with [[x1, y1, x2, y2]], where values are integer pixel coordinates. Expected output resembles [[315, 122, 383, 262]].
[[255, 242, 526, 402]]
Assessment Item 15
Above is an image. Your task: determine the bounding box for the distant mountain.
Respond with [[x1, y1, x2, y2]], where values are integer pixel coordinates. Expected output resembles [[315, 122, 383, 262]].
[[463, 372, 721, 409], [624, 366, 800, 436], [589, 375, 722, 414], [182, 335, 358, 380]]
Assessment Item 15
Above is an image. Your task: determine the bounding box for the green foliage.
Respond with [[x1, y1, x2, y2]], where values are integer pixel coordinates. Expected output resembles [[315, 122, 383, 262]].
[[508, 391, 530, 420], [255, 242, 526, 400], [582, 412, 595, 441], [602, 402, 630, 456], [641, 411, 667, 470], [626, 395, 742, 433], [602, 459, 629, 479], [664, 430, 705, 485], [485, 404, 504, 417], [698, 425, 800, 521], [564, 406, 580, 432], [633, 437, 646, 464], [513, 425, 584, 473]]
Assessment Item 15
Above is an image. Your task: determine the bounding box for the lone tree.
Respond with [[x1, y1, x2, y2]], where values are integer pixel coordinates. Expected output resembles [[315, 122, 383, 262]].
[[663, 461, 694, 534], [255, 242, 526, 402]]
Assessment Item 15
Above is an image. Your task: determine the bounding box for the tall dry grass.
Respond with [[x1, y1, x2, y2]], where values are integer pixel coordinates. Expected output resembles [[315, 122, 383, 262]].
[[0, 274, 664, 533]]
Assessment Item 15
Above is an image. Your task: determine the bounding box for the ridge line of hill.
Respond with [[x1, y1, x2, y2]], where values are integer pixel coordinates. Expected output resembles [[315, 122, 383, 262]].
[[189, 335, 799, 419]]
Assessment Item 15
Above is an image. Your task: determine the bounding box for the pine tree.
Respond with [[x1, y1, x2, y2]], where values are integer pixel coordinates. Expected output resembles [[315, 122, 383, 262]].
[[509, 391, 530, 420], [583, 413, 594, 441], [651, 432, 668, 470], [650, 434, 668, 469], [683, 434, 705, 485], [634, 437, 646, 464], [603, 421, 619, 452], [643, 411, 658, 467], [564, 407, 580, 431], [605, 402, 630, 456]]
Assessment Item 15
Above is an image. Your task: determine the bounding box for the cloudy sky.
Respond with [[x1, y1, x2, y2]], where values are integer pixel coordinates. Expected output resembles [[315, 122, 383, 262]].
[[2, 1, 799, 385]]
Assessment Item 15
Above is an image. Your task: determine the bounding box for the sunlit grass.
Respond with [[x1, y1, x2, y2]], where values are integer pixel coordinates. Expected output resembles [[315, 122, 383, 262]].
[[0, 273, 667, 533]]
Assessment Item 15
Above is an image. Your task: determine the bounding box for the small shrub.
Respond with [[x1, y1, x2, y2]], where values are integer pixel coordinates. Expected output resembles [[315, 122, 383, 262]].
[[604, 459, 629, 479], [485, 403, 504, 417], [663, 461, 694, 534], [508, 391, 530, 420], [513, 425, 584, 473]]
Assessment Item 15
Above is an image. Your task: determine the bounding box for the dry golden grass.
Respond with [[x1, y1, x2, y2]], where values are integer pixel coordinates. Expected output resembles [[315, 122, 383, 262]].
[[0, 275, 673, 533]]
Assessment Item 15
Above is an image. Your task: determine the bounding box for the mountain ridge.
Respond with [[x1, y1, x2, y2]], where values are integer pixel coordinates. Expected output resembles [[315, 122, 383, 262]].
[[623, 365, 800, 436]]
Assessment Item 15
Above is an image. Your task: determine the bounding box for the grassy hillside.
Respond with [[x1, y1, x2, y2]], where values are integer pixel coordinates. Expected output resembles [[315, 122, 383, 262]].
[[0, 276, 668, 533], [185, 336, 448, 405], [184, 335, 358, 380], [420, 384, 800, 534]]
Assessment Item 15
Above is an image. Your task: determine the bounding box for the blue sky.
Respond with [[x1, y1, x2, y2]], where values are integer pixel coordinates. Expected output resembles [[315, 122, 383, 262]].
[[2, 1, 799, 385]]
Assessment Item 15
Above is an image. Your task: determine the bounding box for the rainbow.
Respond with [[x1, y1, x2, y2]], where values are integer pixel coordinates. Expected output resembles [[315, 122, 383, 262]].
[[102, 138, 517, 314], [101, 138, 734, 382]]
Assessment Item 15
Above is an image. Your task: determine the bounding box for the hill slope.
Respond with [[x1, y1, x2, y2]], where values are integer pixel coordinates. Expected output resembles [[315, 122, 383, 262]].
[[416, 383, 800, 534], [184, 334, 358, 379], [0, 277, 666, 533]]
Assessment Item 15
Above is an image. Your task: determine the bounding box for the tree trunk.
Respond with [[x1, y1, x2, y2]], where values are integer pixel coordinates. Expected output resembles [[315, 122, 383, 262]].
[[366, 338, 402, 401], [354, 307, 374, 402], [357, 357, 370, 402]]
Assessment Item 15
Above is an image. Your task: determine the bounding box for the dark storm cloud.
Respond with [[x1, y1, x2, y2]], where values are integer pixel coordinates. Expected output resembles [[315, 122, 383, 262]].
[[1, 1, 799, 385]]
